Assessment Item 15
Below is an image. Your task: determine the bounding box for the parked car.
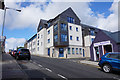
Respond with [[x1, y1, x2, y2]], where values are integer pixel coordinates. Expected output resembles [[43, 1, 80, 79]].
[[98, 52, 120, 73], [15, 48, 31, 60], [11, 50, 17, 57]]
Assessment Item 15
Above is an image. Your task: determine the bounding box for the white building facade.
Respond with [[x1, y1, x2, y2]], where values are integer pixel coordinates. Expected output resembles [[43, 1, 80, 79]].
[[27, 7, 100, 58]]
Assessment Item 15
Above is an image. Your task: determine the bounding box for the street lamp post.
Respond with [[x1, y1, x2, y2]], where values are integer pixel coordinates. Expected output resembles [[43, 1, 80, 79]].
[[2, 7, 21, 36], [1, 7, 21, 53]]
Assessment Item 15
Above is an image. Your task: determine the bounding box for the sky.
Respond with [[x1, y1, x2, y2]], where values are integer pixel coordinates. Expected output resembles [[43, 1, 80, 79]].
[[0, 0, 119, 52]]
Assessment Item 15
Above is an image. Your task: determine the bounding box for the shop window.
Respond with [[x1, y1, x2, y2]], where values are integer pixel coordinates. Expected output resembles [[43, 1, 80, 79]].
[[68, 48, 70, 54], [76, 48, 78, 54], [72, 48, 74, 54]]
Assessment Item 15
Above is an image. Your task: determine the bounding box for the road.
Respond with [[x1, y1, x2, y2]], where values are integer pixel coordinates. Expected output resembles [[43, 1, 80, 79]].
[[15, 55, 120, 80]]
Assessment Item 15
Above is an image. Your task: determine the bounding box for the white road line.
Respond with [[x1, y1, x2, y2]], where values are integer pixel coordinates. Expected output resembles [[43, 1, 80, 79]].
[[57, 74, 67, 80], [113, 77, 120, 80], [33, 62, 36, 64], [38, 64, 43, 67], [45, 68, 52, 72]]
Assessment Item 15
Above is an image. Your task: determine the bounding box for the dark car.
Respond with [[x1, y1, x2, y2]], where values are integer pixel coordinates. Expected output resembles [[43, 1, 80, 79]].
[[11, 50, 17, 57], [15, 48, 31, 60], [98, 52, 120, 73]]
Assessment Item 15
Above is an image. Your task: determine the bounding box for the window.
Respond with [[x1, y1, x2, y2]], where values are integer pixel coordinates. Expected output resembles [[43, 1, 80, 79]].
[[91, 38, 94, 43], [48, 30, 50, 34], [72, 48, 74, 54], [61, 34, 67, 42], [77, 37, 79, 41], [106, 54, 119, 59], [37, 40, 39, 45], [48, 39, 50, 43], [70, 26, 72, 30], [54, 35, 58, 42], [70, 36, 72, 40], [76, 48, 78, 54], [67, 17, 74, 23], [68, 48, 70, 54], [61, 23, 67, 31], [41, 35, 43, 38], [39, 26, 42, 30], [54, 24, 58, 31], [33, 42, 35, 45], [41, 42, 42, 46], [76, 27, 78, 32], [79, 48, 82, 55], [48, 23, 51, 28], [38, 47, 39, 51], [90, 30, 95, 36], [38, 34, 39, 39]]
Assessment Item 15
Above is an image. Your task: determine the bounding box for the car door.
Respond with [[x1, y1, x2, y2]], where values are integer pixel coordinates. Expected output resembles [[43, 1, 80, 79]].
[[108, 54, 120, 69], [117, 54, 120, 69]]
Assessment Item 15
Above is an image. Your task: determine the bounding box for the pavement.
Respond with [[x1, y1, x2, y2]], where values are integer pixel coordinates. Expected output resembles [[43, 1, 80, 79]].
[[67, 58, 99, 67], [2, 53, 28, 80]]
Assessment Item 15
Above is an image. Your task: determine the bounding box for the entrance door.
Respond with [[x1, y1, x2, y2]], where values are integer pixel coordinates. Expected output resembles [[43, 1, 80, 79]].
[[48, 48, 50, 56], [94, 47, 99, 61], [103, 45, 112, 54], [83, 49, 85, 57], [59, 48, 64, 57]]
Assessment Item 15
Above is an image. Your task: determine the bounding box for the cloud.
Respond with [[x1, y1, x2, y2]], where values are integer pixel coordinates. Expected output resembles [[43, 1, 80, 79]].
[[5, 37, 26, 52], [2, 1, 118, 31], [97, 2, 118, 32], [1, 0, 118, 51]]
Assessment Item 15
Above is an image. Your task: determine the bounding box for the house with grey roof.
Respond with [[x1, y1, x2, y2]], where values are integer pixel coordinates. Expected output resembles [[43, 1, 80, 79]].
[[90, 30, 120, 61]]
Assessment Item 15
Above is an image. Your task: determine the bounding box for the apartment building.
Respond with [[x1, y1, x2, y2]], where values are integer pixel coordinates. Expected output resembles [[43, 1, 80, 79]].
[[27, 7, 101, 58], [81, 24, 100, 57], [27, 34, 37, 55]]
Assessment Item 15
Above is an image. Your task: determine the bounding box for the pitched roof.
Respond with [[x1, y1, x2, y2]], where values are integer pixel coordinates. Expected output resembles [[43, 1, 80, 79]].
[[48, 7, 80, 23], [27, 34, 37, 43], [102, 30, 120, 43]]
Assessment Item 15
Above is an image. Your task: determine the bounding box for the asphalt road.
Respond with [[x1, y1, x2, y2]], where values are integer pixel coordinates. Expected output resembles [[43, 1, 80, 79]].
[[15, 55, 120, 80]]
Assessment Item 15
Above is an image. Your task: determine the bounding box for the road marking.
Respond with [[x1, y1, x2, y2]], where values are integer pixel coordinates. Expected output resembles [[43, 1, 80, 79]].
[[38, 64, 43, 67], [33, 62, 37, 64], [45, 68, 52, 72], [57, 74, 67, 80], [113, 77, 120, 80]]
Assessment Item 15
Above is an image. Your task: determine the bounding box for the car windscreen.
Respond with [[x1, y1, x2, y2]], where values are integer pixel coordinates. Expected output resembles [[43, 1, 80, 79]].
[[21, 49, 29, 53]]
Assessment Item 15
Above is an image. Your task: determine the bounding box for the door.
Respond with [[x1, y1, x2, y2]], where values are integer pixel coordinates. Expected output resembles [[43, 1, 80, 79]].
[[83, 49, 85, 57], [59, 48, 64, 57], [48, 48, 50, 56], [94, 47, 99, 61]]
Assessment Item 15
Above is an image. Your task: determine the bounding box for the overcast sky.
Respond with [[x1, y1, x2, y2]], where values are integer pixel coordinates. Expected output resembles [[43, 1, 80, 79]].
[[0, 0, 119, 52]]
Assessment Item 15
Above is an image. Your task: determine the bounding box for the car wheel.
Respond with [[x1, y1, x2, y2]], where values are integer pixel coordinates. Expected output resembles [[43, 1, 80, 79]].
[[102, 64, 112, 73], [27, 57, 31, 60]]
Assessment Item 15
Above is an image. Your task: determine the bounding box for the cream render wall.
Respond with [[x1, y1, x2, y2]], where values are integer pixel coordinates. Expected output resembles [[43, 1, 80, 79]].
[[68, 23, 82, 46], [47, 26, 54, 48], [84, 35, 95, 47], [27, 37, 37, 55], [37, 28, 47, 56]]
